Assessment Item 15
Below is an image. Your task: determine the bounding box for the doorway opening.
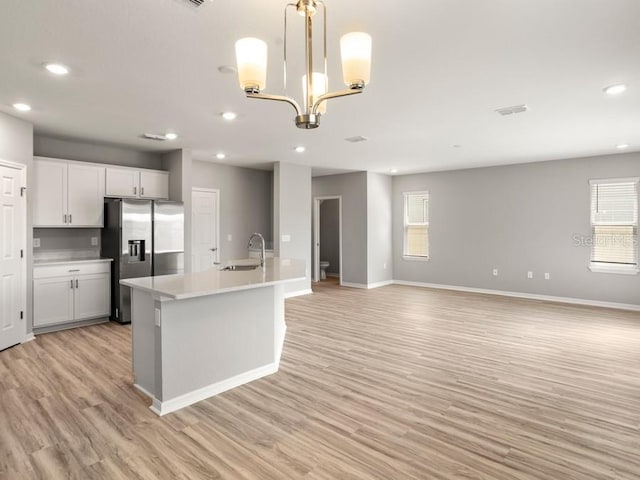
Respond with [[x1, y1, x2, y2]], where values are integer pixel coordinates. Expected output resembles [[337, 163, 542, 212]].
[[313, 196, 342, 284], [192, 188, 220, 273]]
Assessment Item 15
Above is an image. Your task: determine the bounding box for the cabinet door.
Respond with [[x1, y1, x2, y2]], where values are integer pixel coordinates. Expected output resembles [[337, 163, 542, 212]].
[[140, 171, 169, 199], [105, 168, 140, 198], [33, 276, 74, 327], [68, 164, 105, 227], [33, 159, 68, 226], [74, 273, 110, 320]]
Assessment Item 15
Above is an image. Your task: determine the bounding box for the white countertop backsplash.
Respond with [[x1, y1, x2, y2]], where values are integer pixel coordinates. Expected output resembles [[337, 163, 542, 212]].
[[33, 248, 103, 264]]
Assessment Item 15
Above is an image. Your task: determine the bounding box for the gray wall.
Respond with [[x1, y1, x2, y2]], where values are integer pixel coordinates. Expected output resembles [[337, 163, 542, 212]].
[[319, 199, 340, 276], [192, 161, 273, 263], [312, 172, 368, 285], [34, 135, 162, 169], [274, 162, 312, 294], [33, 228, 101, 262], [162, 149, 193, 272], [367, 173, 393, 285], [392, 152, 640, 306], [0, 112, 34, 333]]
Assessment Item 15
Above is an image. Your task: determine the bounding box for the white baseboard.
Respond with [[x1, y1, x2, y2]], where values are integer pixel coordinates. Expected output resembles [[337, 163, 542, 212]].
[[393, 280, 640, 312], [367, 280, 395, 289], [149, 363, 279, 416], [285, 288, 313, 299], [341, 282, 369, 289], [327, 273, 341, 278], [341, 280, 393, 290], [133, 383, 154, 400], [22, 333, 36, 343]]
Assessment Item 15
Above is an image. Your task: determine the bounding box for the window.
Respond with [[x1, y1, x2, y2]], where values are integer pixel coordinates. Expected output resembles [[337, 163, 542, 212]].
[[403, 191, 429, 259], [589, 178, 638, 274]]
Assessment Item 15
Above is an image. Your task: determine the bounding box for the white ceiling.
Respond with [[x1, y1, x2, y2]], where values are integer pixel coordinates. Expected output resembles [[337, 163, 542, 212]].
[[1, 0, 639, 175]]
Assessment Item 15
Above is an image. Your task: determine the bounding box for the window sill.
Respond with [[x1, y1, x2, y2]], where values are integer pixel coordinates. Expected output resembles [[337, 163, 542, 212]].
[[402, 255, 430, 262], [589, 263, 639, 275]]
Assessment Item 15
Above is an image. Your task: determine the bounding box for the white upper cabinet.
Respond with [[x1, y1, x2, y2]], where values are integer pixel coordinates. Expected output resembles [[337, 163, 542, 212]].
[[33, 158, 105, 227], [106, 167, 168, 200], [140, 170, 169, 199], [105, 168, 140, 198], [33, 159, 68, 226], [67, 164, 105, 226]]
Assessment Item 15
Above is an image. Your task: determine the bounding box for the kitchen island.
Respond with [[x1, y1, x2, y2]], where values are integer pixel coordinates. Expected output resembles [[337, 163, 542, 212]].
[[121, 257, 306, 416]]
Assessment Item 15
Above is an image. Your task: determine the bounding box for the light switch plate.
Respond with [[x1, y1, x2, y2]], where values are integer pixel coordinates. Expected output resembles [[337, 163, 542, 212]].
[[91, 237, 98, 246], [227, 234, 233, 242], [527, 271, 533, 279], [282, 234, 291, 242], [33, 238, 40, 248]]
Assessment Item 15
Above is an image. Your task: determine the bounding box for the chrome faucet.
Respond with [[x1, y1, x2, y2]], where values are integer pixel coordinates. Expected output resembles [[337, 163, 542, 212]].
[[247, 232, 266, 267]]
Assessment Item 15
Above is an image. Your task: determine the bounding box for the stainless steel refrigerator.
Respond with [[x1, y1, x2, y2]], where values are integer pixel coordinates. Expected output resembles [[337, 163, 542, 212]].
[[101, 198, 184, 324]]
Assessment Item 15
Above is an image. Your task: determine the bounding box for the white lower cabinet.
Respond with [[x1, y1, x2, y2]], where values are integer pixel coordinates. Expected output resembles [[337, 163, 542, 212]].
[[33, 261, 111, 329]]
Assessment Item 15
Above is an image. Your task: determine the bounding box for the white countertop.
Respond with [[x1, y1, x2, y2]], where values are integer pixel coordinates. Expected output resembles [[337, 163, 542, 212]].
[[120, 258, 306, 300], [34, 258, 114, 267]]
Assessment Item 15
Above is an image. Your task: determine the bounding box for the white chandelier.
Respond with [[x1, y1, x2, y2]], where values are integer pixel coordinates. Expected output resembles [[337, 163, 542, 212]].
[[235, 0, 372, 129]]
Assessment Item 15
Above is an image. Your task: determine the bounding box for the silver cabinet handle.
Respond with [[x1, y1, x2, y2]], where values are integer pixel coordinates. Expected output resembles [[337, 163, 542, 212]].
[[69, 214, 72, 224], [210, 247, 218, 251], [75, 279, 79, 289], [133, 186, 137, 196], [141, 187, 145, 196], [63, 214, 67, 224], [68, 269, 80, 272], [70, 279, 74, 289]]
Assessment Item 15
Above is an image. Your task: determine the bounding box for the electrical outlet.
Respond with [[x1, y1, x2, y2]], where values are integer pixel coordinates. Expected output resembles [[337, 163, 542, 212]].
[[492, 268, 498, 276], [227, 234, 232, 242], [33, 238, 40, 248], [527, 271, 533, 279], [545, 272, 550, 280], [282, 234, 291, 242], [91, 237, 98, 246]]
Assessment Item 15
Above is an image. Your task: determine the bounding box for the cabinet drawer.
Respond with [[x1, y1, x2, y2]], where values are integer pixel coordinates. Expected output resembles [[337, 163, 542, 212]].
[[34, 261, 111, 279]]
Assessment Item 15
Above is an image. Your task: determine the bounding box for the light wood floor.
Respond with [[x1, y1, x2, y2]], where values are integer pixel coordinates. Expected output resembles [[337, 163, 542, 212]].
[[1, 283, 640, 479]]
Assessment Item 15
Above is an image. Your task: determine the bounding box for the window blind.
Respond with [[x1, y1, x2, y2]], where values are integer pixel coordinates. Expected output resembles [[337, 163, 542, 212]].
[[590, 179, 638, 266], [404, 192, 429, 257]]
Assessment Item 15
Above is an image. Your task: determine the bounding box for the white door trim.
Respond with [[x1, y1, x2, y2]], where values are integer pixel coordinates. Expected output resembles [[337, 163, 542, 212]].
[[313, 196, 343, 285], [192, 188, 220, 269], [0, 158, 28, 344]]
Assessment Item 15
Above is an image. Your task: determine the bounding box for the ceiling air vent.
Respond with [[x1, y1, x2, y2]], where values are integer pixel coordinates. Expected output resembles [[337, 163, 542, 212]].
[[345, 135, 369, 143], [175, 0, 212, 10], [143, 133, 167, 141], [495, 104, 528, 116]]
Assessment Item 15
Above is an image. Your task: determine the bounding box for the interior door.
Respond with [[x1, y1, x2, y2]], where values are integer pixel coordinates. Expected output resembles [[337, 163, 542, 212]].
[[0, 164, 25, 350], [191, 189, 219, 273]]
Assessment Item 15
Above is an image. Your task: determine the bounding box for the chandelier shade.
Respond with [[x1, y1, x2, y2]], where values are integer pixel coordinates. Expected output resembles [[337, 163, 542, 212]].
[[340, 32, 372, 88], [235, 37, 268, 92]]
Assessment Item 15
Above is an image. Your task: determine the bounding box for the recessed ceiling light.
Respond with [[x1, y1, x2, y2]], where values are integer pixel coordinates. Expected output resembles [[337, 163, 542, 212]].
[[12, 103, 31, 112], [390, 169, 398, 173], [44, 63, 70, 75], [295, 146, 306, 153], [218, 65, 237, 74], [216, 153, 226, 160], [165, 132, 178, 140], [616, 144, 630, 149], [603, 84, 627, 95], [221, 112, 237, 121]]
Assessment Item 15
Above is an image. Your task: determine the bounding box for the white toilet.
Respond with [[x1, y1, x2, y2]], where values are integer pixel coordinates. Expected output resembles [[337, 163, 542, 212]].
[[319, 261, 330, 280]]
